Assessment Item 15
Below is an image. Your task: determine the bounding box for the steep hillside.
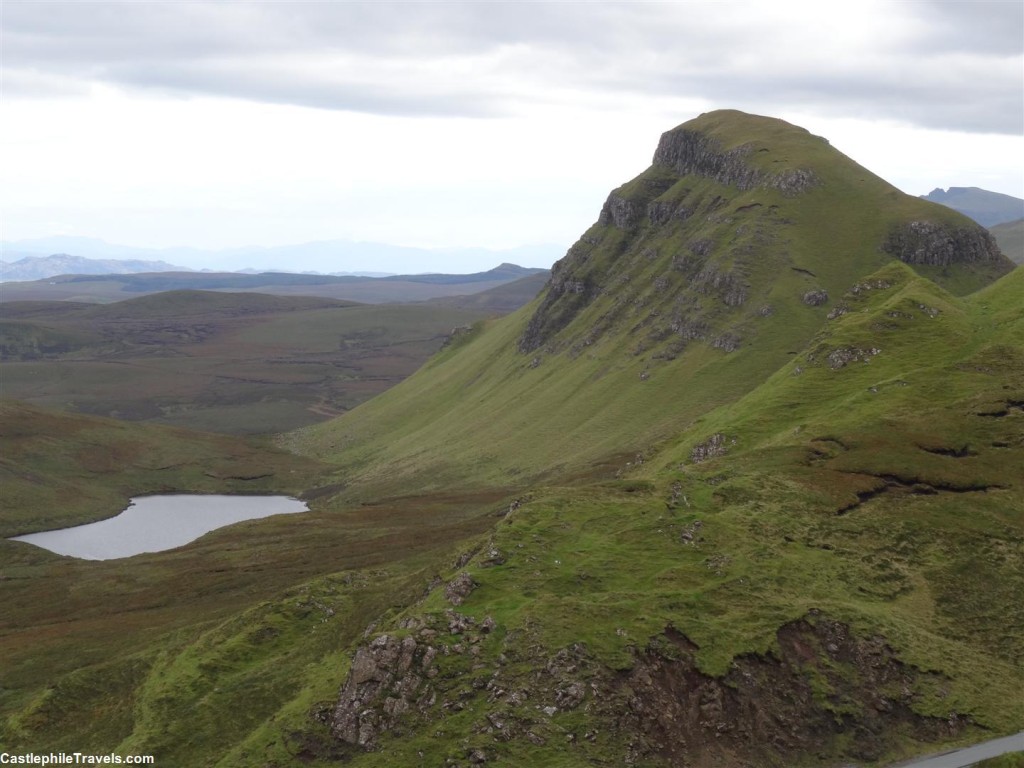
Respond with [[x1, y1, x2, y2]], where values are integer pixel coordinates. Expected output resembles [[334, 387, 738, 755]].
[[284, 263, 1022, 767], [292, 110, 1012, 497]]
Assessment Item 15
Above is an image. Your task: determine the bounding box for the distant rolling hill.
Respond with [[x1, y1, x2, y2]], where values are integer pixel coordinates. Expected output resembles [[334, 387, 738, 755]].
[[921, 186, 1024, 227], [0, 263, 550, 304], [425, 272, 550, 313], [0, 290, 490, 434], [990, 218, 1024, 264]]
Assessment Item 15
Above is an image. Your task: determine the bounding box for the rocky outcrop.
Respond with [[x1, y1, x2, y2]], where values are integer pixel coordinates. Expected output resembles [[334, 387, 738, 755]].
[[883, 221, 1005, 267], [802, 288, 829, 306], [694, 266, 748, 307], [652, 129, 819, 195], [827, 346, 881, 369], [690, 433, 730, 463], [616, 617, 970, 767], [599, 194, 641, 230], [518, 255, 599, 353], [331, 633, 439, 749], [444, 572, 477, 605]]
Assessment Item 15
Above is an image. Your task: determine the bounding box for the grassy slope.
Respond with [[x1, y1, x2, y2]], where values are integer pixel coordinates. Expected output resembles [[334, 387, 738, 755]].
[[0, 403, 510, 760], [0, 400, 322, 538], [2, 112, 1019, 767], [61, 263, 1020, 768], [991, 219, 1024, 264], [290, 111, 1010, 498], [279, 263, 1018, 767]]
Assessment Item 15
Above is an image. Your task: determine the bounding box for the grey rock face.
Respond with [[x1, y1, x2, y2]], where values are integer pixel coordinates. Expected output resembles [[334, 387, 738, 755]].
[[883, 221, 1004, 267], [445, 572, 477, 606], [600, 194, 641, 230], [652, 129, 819, 195], [332, 633, 439, 748], [691, 433, 730, 463]]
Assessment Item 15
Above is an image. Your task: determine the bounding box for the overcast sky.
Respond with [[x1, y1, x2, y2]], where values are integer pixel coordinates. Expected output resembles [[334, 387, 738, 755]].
[[2, 0, 1022, 270]]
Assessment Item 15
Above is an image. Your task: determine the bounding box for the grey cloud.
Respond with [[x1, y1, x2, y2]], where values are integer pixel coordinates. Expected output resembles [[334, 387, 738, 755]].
[[3, 1, 1021, 134], [106, 60, 507, 117], [914, 0, 1024, 55]]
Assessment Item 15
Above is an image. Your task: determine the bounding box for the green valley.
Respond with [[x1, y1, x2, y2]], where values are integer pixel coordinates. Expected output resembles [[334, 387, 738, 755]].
[[1, 110, 1020, 768]]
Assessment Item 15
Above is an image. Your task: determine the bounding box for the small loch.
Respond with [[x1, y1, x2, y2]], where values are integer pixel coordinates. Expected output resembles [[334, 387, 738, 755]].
[[10, 494, 309, 560]]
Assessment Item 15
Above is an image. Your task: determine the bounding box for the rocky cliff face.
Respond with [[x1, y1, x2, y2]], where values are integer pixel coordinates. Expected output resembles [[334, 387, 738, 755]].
[[651, 128, 819, 195], [517, 121, 808, 356], [331, 632, 440, 749], [617, 617, 969, 767], [328, 610, 970, 766], [883, 220, 1005, 267]]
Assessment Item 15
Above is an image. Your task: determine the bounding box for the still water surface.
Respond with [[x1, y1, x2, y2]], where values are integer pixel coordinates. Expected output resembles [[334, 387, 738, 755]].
[[10, 494, 308, 560]]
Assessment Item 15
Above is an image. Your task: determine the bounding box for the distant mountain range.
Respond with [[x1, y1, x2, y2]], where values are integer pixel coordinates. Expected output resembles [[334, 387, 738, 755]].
[[0, 263, 550, 304], [1, 236, 563, 279], [921, 186, 1024, 227], [0, 253, 190, 282]]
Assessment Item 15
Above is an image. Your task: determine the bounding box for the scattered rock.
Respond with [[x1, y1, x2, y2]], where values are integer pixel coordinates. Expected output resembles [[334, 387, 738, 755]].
[[803, 289, 829, 306], [445, 572, 477, 606], [447, 610, 476, 635], [827, 347, 881, 369], [480, 546, 506, 567], [555, 681, 586, 710], [680, 520, 703, 544], [691, 433, 731, 463]]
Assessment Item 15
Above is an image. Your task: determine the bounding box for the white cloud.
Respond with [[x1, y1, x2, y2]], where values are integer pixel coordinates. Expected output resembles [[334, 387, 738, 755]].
[[2, 1, 1021, 265]]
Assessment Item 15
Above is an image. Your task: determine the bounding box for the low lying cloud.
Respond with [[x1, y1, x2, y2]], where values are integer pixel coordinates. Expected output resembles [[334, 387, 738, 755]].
[[4, 2, 1021, 134]]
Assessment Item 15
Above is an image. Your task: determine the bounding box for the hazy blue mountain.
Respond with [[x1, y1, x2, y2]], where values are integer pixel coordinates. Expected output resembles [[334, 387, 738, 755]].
[[0, 253, 192, 282], [921, 186, 1024, 226], [2, 236, 564, 275]]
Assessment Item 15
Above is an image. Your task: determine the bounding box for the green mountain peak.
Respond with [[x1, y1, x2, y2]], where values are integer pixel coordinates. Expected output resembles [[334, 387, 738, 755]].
[[296, 110, 1012, 496]]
